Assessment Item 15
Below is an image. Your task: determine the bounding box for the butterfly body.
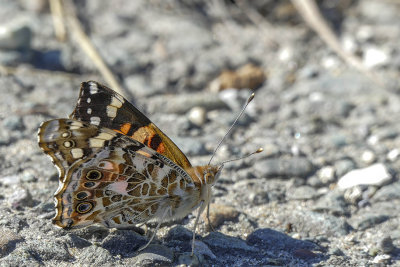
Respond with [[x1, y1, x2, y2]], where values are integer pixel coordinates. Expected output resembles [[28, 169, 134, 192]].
[[38, 81, 221, 245]]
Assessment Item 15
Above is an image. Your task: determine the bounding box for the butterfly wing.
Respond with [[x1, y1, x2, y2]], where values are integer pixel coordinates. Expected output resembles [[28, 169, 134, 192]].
[[69, 81, 192, 169], [38, 119, 196, 229]]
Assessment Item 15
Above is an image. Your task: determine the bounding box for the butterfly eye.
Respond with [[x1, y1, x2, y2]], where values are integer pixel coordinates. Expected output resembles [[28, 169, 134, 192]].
[[86, 170, 103, 180], [76, 202, 93, 214]]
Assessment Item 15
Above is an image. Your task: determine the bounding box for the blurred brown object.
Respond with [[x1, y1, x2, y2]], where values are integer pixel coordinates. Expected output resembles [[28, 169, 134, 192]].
[[209, 63, 266, 92]]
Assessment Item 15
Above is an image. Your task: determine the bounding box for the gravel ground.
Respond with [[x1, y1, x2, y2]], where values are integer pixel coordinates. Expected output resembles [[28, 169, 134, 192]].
[[0, 0, 400, 266]]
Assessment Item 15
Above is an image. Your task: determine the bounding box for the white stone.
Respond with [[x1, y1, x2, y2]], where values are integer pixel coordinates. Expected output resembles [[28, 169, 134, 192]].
[[337, 163, 391, 190], [188, 106, 207, 126], [363, 47, 389, 68], [318, 166, 335, 184], [361, 150, 376, 164], [387, 149, 399, 161]]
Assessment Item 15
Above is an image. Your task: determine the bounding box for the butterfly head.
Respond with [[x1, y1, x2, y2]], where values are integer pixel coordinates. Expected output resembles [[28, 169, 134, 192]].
[[202, 165, 223, 186]]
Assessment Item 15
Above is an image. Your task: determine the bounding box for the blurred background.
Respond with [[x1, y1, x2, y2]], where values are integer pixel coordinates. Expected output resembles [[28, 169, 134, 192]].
[[0, 0, 399, 266]]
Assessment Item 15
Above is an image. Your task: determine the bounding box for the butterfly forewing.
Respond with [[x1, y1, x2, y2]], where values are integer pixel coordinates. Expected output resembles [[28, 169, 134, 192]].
[[38, 119, 198, 229], [70, 81, 192, 169]]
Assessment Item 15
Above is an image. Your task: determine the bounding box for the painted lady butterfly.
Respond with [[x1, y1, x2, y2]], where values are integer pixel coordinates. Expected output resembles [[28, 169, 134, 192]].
[[38, 81, 258, 255]]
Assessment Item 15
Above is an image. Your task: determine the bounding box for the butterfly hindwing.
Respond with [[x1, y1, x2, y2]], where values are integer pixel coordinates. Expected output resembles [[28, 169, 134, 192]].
[[38, 119, 194, 229], [70, 81, 192, 169]]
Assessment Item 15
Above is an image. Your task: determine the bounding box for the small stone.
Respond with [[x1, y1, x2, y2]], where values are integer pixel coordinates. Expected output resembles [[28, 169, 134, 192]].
[[371, 254, 391, 264], [361, 150, 376, 164], [3, 115, 24, 130], [101, 230, 147, 256], [202, 203, 239, 230], [343, 186, 363, 204], [133, 244, 173, 266], [313, 190, 349, 216], [286, 186, 318, 201], [8, 187, 34, 209], [254, 157, 314, 179], [334, 159, 356, 177], [0, 23, 32, 50], [317, 166, 335, 184], [387, 149, 399, 161], [0, 228, 22, 257], [178, 252, 201, 266], [204, 232, 257, 252], [372, 183, 400, 202], [354, 214, 389, 230], [337, 163, 392, 189], [187, 106, 207, 126], [193, 240, 216, 259], [379, 236, 395, 254], [363, 47, 389, 68]]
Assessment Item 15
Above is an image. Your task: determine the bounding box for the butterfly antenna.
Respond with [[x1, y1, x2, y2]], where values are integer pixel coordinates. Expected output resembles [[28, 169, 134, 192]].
[[219, 148, 263, 165], [208, 92, 255, 165]]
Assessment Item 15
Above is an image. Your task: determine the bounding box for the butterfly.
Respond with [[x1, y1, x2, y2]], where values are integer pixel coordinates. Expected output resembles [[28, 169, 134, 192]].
[[38, 81, 229, 255]]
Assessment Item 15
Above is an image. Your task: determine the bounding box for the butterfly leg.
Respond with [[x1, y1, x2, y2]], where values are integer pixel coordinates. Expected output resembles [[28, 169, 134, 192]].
[[206, 200, 215, 232], [138, 208, 169, 252], [191, 200, 206, 257]]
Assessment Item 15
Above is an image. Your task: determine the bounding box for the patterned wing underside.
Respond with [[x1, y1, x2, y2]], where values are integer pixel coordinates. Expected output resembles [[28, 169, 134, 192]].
[[69, 81, 192, 169], [38, 119, 194, 229]]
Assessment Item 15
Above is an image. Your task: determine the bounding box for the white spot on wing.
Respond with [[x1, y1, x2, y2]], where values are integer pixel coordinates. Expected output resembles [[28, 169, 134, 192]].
[[89, 82, 98, 94], [107, 181, 130, 196], [110, 96, 123, 108], [71, 148, 84, 158], [87, 97, 91, 103], [90, 116, 101, 126], [87, 108, 92, 114], [106, 105, 117, 118], [89, 138, 105, 147]]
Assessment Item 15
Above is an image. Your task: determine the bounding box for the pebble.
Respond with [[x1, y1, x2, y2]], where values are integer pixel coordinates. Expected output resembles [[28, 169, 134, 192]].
[[132, 244, 174, 266], [3, 115, 24, 130], [101, 230, 147, 256], [387, 148, 399, 161], [202, 203, 239, 230], [286, 186, 318, 200], [203, 232, 258, 252], [0, 22, 32, 50], [343, 186, 363, 204], [0, 228, 22, 257], [253, 157, 314, 179], [334, 159, 356, 177], [337, 163, 392, 189], [317, 166, 335, 184], [187, 106, 207, 127], [353, 213, 389, 230], [75, 245, 114, 265], [361, 150, 376, 164], [379, 236, 395, 254], [363, 47, 389, 68], [247, 228, 316, 252], [372, 182, 400, 202], [313, 190, 349, 216], [8, 187, 34, 209]]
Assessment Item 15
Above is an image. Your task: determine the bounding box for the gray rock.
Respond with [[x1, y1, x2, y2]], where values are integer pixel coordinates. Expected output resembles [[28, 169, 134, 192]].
[[203, 232, 258, 253], [8, 187, 34, 209], [281, 211, 352, 237], [353, 214, 390, 231], [254, 157, 314, 179], [286, 185, 319, 200], [335, 159, 356, 178], [0, 228, 23, 257], [313, 190, 349, 216], [131, 244, 174, 266], [247, 228, 317, 252], [372, 182, 400, 202], [337, 163, 392, 189], [75, 245, 116, 265], [379, 236, 395, 254], [101, 230, 147, 256], [3, 115, 24, 131], [0, 23, 32, 50]]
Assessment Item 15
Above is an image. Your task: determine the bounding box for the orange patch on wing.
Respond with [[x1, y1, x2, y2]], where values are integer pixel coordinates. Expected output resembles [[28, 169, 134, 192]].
[[156, 142, 165, 154], [119, 123, 132, 135]]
